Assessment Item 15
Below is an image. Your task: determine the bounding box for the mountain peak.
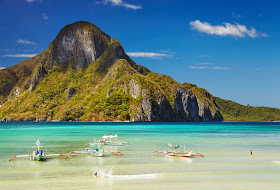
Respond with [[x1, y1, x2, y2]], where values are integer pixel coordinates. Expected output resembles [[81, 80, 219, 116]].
[[0, 21, 226, 122], [49, 21, 112, 70], [56, 21, 108, 39]]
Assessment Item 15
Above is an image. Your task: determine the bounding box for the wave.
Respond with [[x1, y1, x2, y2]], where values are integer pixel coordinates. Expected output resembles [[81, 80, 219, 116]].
[[93, 167, 113, 178], [92, 166, 158, 179], [107, 173, 158, 179]]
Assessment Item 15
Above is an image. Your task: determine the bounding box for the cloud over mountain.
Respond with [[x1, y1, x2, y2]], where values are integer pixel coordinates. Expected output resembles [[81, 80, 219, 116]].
[[99, 0, 142, 10], [17, 39, 36, 45], [190, 20, 267, 38], [3, 54, 37, 58], [126, 52, 170, 58]]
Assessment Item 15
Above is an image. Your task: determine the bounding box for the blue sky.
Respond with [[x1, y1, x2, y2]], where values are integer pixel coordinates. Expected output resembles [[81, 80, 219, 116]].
[[0, 0, 279, 108]]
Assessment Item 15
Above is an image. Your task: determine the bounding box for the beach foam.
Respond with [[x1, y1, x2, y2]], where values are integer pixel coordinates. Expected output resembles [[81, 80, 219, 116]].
[[107, 173, 158, 179], [92, 166, 158, 179], [93, 167, 113, 178]]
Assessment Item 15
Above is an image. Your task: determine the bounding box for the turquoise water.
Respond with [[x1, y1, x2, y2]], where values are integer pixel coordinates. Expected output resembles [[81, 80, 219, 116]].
[[0, 122, 280, 189]]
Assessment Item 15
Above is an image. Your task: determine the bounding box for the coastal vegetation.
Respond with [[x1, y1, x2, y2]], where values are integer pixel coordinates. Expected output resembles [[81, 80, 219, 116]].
[[214, 97, 280, 121]]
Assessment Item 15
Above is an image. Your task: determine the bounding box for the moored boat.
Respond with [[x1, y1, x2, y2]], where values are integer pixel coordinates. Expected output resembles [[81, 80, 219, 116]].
[[71, 138, 104, 157], [153, 141, 205, 158], [8, 139, 67, 161], [166, 151, 193, 158], [111, 152, 124, 156], [98, 134, 130, 146]]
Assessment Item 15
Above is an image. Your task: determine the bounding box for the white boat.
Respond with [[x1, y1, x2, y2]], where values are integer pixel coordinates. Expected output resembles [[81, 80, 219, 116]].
[[98, 134, 130, 146], [9, 139, 67, 161], [153, 142, 205, 158], [166, 151, 193, 158], [72, 139, 104, 157]]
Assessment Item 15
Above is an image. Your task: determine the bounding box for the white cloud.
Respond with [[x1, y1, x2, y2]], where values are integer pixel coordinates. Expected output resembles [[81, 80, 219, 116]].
[[0, 67, 5, 70], [189, 66, 231, 70], [26, 0, 42, 2], [189, 63, 231, 70], [17, 39, 35, 45], [198, 55, 210, 58], [42, 13, 48, 20], [0, 49, 15, 52], [189, 20, 267, 38], [2, 54, 37, 58], [23, 49, 35, 52], [261, 33, 269, 37], [1, 49, 35, 52], [126, 52, 170, 58], [232, 12, 241, 18], [158, 49, 176, 54], [99, 0, 142, 10], [197, 62, 213, 65]]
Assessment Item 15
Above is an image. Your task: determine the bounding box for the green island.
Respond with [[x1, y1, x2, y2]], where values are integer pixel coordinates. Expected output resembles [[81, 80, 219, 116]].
[[0, 21, 279, 122]]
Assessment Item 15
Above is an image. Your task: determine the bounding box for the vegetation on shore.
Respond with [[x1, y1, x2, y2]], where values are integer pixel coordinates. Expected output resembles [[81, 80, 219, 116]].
[[214, 97, 280, 121]]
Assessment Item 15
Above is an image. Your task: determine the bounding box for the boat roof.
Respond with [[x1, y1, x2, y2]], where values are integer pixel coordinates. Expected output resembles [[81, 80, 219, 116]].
[[102, 134, 118, 139]]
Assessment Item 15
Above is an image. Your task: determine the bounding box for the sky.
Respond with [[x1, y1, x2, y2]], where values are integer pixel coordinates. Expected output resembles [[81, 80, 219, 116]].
[[0, 0, 279, 108]]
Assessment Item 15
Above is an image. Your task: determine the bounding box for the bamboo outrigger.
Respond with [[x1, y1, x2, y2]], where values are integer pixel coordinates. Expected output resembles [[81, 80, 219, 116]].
[[8, 139, 68, 161]]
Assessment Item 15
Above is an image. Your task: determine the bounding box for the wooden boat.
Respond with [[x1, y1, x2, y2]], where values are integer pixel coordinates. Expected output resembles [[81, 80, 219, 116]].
[[111, 152, 124, 156], [8, 139, 67, 161], [71, 138, 104, 157], [97, 134, 130, 146], [166, 151, 193, 158], [153, 141, 205, 158]]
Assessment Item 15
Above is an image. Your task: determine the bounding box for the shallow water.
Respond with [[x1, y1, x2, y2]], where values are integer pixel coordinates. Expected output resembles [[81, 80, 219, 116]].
[[0, 122, 280, 189]]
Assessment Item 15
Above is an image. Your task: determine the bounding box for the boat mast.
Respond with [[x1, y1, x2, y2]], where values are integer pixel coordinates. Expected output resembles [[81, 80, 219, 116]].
[[36, 139, 40, 152]]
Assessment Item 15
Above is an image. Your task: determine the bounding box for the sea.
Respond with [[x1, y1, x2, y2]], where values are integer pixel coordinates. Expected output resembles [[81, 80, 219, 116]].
[[0, 122, 280, 190]]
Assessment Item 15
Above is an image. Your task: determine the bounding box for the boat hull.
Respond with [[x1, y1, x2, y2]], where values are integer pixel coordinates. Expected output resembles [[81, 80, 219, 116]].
[[72, 150, 104, 157], [30, 154, 43, 161]]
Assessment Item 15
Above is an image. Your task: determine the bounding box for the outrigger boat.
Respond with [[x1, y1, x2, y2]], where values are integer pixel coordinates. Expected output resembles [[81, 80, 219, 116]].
[[97, 134, 130, 146], [111, 152, 124, 156], [167, 151, 193, 158], [71, 139, 104, 157], [153, 142, 205, 158], [166, 142, 193, 158], [8, 139, 67, 161]]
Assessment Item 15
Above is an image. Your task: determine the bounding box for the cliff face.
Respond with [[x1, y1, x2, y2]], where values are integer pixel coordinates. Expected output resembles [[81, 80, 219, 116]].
[[48, 22, 111, 70], [129, 81, 222, 122], [0, 21, 223, 122], [174, 87, 199, 121]]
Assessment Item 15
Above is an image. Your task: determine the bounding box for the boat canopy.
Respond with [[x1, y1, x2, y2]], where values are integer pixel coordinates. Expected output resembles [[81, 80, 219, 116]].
[[102, 134, 118, 139]]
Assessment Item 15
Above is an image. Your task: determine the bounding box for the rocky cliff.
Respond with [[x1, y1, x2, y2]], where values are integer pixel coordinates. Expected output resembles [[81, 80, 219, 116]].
[[0, 21, 223, 122]]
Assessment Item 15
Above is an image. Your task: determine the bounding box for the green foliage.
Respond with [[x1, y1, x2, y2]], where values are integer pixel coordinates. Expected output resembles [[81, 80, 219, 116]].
[[0, 54, 43, 103], [145, 73, 179, 106], [214, 97, 280, 121], [0, 57, 143, 121]]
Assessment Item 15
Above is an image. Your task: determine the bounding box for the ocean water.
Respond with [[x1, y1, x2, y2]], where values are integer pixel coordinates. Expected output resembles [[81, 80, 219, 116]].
[[0, 122, 280, 189]]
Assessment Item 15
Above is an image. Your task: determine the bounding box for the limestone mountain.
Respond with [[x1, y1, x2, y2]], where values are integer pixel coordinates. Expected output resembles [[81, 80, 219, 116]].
[[0, 21, 224, 121]]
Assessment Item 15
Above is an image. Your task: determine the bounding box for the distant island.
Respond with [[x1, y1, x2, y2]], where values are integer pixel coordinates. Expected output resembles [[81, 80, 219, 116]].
[[0, 21, 279, 122]]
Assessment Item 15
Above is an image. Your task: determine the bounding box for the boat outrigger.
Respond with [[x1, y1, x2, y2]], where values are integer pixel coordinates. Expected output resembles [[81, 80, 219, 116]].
[[8, 139, 67, 161]]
